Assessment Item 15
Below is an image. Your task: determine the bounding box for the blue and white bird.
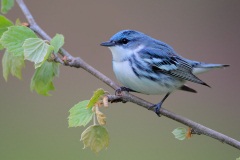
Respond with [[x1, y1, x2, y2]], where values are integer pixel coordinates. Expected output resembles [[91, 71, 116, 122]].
[[100, 30, 229, 116]]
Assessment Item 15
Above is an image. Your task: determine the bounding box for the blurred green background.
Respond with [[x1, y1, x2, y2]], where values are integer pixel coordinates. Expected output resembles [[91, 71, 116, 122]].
[[0, 0, 239, 159]]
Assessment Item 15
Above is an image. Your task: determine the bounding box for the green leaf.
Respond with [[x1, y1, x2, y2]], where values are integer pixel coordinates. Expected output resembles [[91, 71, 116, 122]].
[[87, 88, 105, 108], [0, 43, 3, 50], [236, 157, 240, 160], [1, 0, 14, 14], [50, 34, 64, 54], [81, 125, 109, 153], [2, 51, 25, 81], [15, 18, 21, 26], [0, 15, 13, 50], [172, 127, 187, 140], [0, 15, 13, 35], [30, 61, 59, 96], [68, 100, 94, 127], [23, 38, 54, 68], [0, 44, 3, 50], [0, 26, 37, 55]]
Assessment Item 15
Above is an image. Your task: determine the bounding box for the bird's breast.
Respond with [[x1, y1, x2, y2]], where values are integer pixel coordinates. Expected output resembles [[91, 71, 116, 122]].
[[112, 60, 184, 95]]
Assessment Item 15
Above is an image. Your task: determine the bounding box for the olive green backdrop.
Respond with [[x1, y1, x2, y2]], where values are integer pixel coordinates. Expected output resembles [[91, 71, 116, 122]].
[[0, 0, 239, 159]]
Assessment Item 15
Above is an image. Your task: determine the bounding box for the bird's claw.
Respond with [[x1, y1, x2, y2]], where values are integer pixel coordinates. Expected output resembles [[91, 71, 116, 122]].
[[115, 87, 131, 96], [148, 102, 162, 117], [114, 87, 131, 103]]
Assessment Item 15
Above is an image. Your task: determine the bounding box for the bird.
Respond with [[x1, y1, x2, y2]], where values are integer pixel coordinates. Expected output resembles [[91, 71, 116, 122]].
[[100, 30, 229, 116]]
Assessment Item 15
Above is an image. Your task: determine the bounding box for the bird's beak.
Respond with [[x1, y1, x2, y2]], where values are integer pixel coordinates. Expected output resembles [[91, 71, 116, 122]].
[[100, 41, 115, 47]]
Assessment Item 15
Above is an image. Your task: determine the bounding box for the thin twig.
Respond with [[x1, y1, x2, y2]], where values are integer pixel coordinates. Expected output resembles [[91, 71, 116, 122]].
[[16, 0, 240, 150]]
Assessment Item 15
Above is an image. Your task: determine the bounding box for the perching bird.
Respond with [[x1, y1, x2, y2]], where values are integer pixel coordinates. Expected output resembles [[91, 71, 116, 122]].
[[100, 30, 229, 116]]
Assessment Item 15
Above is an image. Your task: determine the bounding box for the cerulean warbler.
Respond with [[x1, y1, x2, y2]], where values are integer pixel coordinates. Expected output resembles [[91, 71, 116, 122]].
[[100, 30, 229, 116]]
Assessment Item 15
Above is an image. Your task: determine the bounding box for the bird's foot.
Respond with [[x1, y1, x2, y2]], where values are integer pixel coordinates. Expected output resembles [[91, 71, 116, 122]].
[[115, 87, 132, 96], [148, 102, 163, 117], [114, 87, 132, 103]]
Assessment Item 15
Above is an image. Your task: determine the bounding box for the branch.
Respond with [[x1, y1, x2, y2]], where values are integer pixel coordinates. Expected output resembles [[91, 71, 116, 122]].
[[16, 0, 240, 150]]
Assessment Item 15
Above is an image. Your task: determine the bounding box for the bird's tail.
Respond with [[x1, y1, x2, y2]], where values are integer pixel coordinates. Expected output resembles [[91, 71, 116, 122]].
[[192, 62, 229, 74]]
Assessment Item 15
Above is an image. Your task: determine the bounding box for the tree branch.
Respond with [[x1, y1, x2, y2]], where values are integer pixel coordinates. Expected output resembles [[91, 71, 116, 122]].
[[16, 0, 240, 150]]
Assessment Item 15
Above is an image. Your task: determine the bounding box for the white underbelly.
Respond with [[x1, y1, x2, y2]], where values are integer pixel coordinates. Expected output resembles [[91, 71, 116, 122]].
[[113, 61, 184, 95]]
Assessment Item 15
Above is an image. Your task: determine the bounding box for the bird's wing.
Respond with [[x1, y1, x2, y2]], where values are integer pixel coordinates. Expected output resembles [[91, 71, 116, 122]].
[[139, 48, 210, 87]]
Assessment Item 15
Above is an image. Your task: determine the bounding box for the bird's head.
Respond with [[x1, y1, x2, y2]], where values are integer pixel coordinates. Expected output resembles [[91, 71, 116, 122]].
[[100, 30, 147, 61]]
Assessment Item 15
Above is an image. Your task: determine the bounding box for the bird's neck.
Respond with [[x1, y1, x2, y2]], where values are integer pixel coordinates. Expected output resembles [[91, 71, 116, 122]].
[[109, 45, 144, 62]]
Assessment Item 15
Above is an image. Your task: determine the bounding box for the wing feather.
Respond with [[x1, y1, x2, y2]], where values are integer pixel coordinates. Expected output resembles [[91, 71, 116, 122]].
[[139, 48, 210, 87]]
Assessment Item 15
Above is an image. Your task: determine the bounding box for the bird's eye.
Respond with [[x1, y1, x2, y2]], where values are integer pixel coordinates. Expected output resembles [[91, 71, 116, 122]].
[[121, 38, 129, 44]]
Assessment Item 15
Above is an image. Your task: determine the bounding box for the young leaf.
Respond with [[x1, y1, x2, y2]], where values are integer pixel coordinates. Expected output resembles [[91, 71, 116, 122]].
[[68, 100, 94, 127], [50, 34, 64, 54], [1, 0, 14, 14], [102, 96, 109, 107], [30, 61, 59, 96], [87, 88, 105, 108], [81, 125, 109, 153], [23, 38, 54, 68], [0, 26, 37, 55], [0, 15, 13, 50], [96, 108, 106, 125], [2, 51, 25, 81], [172, 127, 187, 140], [186, 127, 193, 139], [15, 18, 22, 26]]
